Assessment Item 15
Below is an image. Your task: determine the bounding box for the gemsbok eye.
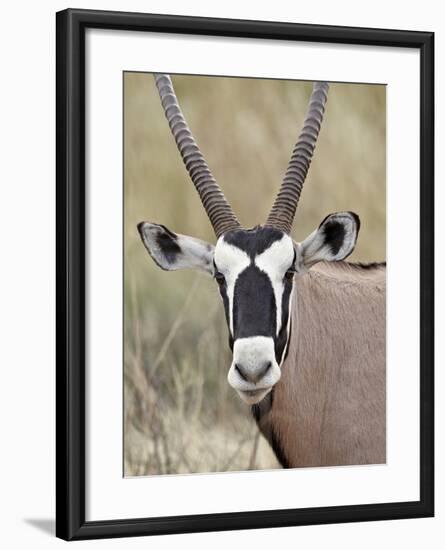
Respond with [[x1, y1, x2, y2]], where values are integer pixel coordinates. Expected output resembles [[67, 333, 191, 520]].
[[285, 269, 295, 281], [214, 272, 225, 285]]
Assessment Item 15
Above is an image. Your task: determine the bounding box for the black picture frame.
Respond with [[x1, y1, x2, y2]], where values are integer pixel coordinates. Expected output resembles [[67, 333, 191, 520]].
[[56, 8, 434, 541]]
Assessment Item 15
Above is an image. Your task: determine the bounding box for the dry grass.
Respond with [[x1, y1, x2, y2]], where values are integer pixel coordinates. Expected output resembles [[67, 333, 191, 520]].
[[124, 73, 386, 476]]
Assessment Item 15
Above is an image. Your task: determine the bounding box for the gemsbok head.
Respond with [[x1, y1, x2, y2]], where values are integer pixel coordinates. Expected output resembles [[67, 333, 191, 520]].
[[138, 75, 360, 407]]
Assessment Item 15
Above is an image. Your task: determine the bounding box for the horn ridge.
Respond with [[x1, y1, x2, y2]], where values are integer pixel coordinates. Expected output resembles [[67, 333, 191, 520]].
[[266, 81, 329, 234], [154, 74, 240, 238]]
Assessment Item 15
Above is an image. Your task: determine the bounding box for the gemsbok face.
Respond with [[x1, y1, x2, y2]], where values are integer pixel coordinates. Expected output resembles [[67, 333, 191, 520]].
[[138, 74, 360, 405]]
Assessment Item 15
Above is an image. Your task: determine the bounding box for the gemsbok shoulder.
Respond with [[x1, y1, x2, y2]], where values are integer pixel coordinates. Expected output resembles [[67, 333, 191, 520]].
[[137, 74, 386, 468]]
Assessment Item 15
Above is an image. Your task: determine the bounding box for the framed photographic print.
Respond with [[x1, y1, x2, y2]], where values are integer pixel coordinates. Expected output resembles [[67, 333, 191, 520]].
[[56, 8, 434, 541]]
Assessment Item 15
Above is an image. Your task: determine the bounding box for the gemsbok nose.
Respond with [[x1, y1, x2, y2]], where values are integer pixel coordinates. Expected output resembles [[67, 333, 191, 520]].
[[228, 337, 282, 404], [234, 361, 272, 384]]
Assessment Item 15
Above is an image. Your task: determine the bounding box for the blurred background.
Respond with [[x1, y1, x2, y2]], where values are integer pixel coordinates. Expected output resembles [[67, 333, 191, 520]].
[[124, 73, 386, 476]]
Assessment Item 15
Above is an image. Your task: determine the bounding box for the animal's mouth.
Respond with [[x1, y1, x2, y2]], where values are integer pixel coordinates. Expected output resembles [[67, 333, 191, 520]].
[[237, 387, 272, 405], [227, 337, 281, 405]]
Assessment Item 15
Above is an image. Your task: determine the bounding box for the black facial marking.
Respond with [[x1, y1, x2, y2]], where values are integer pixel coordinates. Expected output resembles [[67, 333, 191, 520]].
[[215, 225, 294, 366], [233, 265, 276, 339], [217, 275, 231, 334], [275, 277, 293, 364], [223, 226, 285, 258], [281, 318, 292, 364], [228, 335, 234, 352]]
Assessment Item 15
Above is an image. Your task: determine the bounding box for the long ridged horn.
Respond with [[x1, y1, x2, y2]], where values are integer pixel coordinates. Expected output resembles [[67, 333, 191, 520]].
[[266, 82, 329, 233], [154, 74, 241, 238]]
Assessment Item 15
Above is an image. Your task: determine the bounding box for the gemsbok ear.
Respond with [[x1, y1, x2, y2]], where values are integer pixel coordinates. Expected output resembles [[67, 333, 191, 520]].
[[297, 212, 360, 269], [137, 222, 215, 275]]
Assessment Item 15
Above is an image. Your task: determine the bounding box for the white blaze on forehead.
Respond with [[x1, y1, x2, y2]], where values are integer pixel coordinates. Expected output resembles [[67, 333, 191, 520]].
[[214, 238, 250, 334], [254, 235, 295, 335]]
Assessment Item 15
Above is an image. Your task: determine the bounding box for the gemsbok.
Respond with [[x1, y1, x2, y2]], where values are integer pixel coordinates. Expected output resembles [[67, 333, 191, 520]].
[[138, 74, 386, 468]]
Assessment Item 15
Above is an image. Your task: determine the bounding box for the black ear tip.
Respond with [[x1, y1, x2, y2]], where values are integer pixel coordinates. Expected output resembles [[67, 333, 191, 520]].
[[137, 222, 146, 235], [348, 212, 361, 233]]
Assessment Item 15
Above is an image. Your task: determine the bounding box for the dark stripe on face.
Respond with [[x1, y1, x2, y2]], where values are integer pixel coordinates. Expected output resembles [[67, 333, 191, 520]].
[[223, 226, 285, 257], [215, 226, 295, 365], [216, 279, 234, 350], [275, 277, 293, 364], [232, 265, 276, 339], [281, 316, 292, 364]]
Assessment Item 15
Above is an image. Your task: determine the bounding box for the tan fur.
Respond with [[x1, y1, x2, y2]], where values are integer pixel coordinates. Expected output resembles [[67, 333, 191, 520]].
[[259, 261, 386, 467]]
